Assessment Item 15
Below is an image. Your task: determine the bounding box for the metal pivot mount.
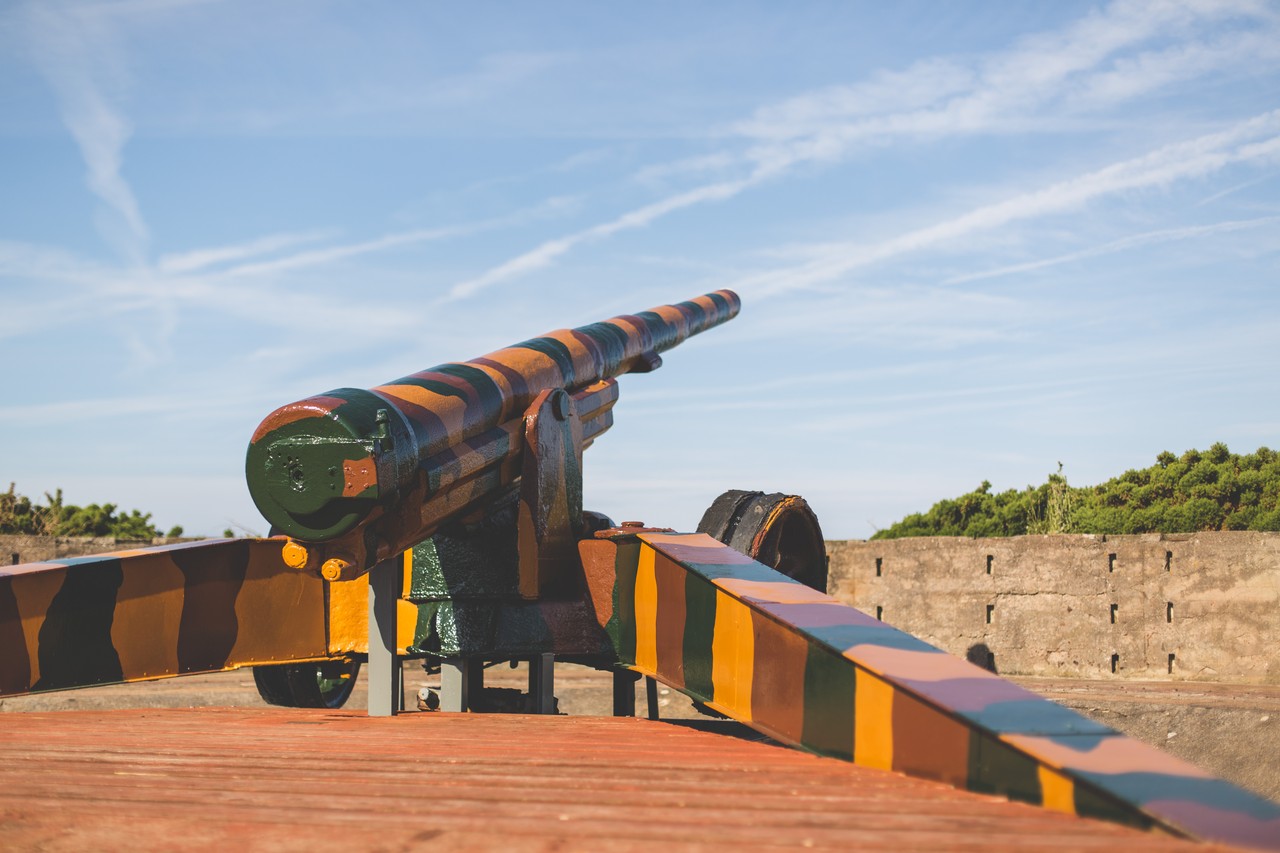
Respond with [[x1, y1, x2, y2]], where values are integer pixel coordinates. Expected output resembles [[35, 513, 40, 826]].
[[364, 386, 588, 715], [517, 387, 585, 600]]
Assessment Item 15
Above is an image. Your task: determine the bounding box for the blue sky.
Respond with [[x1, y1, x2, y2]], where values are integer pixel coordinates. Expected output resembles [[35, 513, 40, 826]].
[[1, 0, 1278, 540]]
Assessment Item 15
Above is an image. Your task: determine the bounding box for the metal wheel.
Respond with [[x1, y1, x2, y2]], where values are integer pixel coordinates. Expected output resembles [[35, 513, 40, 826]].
[[252, 657, 361, 709], [697, 490, 828, 592]]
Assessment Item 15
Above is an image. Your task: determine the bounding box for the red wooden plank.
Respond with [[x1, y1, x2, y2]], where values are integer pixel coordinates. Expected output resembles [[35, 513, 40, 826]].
[[0, 709, 1233, 851]]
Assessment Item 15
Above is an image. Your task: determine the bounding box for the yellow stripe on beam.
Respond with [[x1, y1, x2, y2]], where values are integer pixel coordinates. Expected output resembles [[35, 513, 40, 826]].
[[711, 590, 753, 721], [854, 668, 894, 770], [634, 545, 659, 673], [1038, 765, 1076, 814]]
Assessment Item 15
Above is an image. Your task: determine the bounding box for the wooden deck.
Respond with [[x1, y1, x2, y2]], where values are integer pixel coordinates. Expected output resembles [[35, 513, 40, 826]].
[[0, 708, 1233, 851]]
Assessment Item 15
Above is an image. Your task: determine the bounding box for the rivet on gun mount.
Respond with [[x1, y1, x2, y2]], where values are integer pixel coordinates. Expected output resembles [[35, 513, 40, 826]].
[[245, 290, 741, 584]]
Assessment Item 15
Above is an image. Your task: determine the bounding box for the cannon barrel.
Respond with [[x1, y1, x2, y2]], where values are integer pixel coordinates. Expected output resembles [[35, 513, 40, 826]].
[[246, 290, 740, 550]]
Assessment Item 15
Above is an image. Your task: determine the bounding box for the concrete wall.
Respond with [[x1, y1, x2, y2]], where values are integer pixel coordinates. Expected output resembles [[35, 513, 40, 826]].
[[0, 534, 166, 566], [827, 532, 1280, 685]]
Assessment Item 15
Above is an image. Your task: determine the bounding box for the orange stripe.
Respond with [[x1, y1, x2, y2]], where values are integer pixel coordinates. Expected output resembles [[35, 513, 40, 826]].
[[710, 591, 753, 721], [1038, 766, 1076, 814], [11, 571, 64, 688], [110, 555, 184, 680], [854, 669, 894, 770], [633, 545, 658, 673]]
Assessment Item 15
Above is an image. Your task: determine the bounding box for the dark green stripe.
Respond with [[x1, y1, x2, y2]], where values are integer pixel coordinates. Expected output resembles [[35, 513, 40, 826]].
[[801, 644, 855, 760], [393, 364, 504, 419], [33, 562, 124, 690], [174, 540, 249, 673], [967, 732, 1043, 806], [514, 338, 576, 386], [633, 310, 677, 350], [682, 574, 717, 700], [705, 291, 730, 317], [611, 541, 641, 665], [1074, 781, 1156, 830], [575, 321, 632, 373]]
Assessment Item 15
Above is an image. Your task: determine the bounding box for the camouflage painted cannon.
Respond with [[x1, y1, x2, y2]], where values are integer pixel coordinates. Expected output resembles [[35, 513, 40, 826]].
[[246, 290, 742, 586], [4, 288, 1279, 850]]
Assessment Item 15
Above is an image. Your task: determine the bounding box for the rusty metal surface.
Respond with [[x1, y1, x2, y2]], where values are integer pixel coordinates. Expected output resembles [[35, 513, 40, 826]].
[[0, 708, 1227, 852]]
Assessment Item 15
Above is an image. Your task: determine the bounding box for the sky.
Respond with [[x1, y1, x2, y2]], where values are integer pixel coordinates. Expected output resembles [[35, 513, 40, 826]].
[[1, 0, 1278, 540]]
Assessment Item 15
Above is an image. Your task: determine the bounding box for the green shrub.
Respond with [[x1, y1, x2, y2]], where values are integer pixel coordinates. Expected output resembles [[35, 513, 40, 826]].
[[0, 483, 176, 539], [872, 445, 1280, 539]]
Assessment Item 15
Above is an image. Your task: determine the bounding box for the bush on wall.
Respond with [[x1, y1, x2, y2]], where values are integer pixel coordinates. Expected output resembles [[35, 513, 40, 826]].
[[872, 444, 1280, 539]]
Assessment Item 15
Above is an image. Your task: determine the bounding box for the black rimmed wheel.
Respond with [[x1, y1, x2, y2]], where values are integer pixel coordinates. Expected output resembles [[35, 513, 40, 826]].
[[697, 490, 828, 592], [253, 657, 361, 708]]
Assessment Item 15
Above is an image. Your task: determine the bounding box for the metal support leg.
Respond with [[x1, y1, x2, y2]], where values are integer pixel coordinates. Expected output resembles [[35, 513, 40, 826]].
[[528, 653, 555, 714], [468, 659, 484, 704], [441, 658, 479, 712], [367, 557, 401, 717], [613, 670, 638, 717], [645, 676, 660, 721]]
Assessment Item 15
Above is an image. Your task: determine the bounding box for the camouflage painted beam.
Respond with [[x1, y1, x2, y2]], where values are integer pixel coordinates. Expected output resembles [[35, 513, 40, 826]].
[[0, 539, 330, 696], [587, 530, 1280, 850], [245, 290, 738, 579], [0, 537, 610, 699]]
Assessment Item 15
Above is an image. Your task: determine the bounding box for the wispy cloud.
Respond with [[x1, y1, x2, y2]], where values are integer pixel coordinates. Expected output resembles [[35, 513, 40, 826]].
[[217, 196, 581, 279], [156, 230, 336, 275], [736, 0, 1276, 153], [942, 216, 1280, 285], [0, 237, 421, 351], [1195, 172, 1279, 207], [447, 0, 1280, 299], [20, 1, 149, 262], [733, 2, 1279, 203], [735, 110, 1280, 298], [446, 175, 756, 300], [220, 225, 472, 278]]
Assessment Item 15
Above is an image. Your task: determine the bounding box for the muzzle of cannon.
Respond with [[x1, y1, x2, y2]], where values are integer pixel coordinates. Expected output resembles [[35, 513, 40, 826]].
[[246, 290, 740, 582]]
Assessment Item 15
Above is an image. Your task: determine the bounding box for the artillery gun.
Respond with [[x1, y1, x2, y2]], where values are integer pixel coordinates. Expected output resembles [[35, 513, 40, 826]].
[[2, 291, 1277, 850], [239, 289, 826, 710]]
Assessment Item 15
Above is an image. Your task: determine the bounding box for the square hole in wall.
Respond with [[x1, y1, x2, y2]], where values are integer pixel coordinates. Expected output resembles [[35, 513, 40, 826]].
[[875, 557, 882, 577]]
